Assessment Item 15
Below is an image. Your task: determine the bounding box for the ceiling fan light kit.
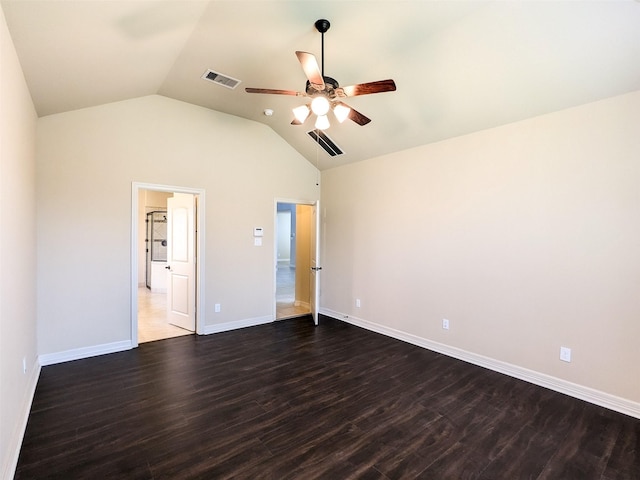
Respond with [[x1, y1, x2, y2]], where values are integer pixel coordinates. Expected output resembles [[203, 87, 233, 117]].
[[245, 18, 396, 133]]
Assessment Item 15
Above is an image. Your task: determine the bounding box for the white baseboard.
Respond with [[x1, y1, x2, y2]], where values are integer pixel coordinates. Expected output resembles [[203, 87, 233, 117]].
[[320, 308, 640, 419], [294, 300, 310, 309], [203, 315, 273, 335], [39, 340, 133, 366], [3, 358, 41, 480], [36, 315, 275, 365]]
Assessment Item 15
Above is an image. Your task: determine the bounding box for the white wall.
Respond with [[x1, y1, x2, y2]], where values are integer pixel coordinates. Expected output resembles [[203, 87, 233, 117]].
[[0, 6, 39, 479], [321, 91, 640, 413], [36, 95, 319, 357]]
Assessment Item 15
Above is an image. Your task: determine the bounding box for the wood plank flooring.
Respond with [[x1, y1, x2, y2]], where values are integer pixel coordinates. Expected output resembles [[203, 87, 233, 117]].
[[15, 315, 640, 479]]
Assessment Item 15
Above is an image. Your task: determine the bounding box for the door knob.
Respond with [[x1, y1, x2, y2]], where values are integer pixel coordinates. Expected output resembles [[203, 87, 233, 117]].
[[165, 265, 171, 270]]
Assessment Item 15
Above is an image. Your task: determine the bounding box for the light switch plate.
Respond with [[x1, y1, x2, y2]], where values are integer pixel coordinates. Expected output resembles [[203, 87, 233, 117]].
[[560, 346, 571, 362]]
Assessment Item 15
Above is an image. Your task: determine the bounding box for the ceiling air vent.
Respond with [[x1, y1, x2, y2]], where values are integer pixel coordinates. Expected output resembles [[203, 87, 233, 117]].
[[307, 129, 344, 157], [201, 69, 241, 89]]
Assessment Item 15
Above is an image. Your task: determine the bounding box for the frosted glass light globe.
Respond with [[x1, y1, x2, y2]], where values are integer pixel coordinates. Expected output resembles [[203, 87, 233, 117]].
[[315, 115, 330, 130], [310, 96, 330, 116]]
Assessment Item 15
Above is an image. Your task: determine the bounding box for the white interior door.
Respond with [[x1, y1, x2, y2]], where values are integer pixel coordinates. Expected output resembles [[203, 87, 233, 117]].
[[166, 193, 196, 331], [310, 200, 321, 325]]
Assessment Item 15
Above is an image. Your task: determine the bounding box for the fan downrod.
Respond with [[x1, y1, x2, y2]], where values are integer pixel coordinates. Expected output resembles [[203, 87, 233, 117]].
[[314, 19, 330, 33]]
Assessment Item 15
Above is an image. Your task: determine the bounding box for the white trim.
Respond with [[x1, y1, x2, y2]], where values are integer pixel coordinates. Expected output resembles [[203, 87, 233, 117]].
[[39, 340, 132, 366], [275, 197, 318, 206], [203, 315, 273, 335], [320, 308, 640, 420], [131, 182, 206, 347], [3, 359, 41, 480], [311, 200, 320, 326]]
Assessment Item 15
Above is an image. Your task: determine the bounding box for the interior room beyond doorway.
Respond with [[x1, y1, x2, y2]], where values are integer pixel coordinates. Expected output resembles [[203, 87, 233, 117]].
[[137, 188, 194, 343], [276, 203, 312, 320]]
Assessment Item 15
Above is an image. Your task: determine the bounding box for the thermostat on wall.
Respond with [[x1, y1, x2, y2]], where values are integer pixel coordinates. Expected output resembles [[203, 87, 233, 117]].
[[253, 227, 264, 237]]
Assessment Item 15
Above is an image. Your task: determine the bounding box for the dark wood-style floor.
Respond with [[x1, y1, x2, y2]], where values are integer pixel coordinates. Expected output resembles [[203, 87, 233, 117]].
[[16, 315, 639, 479]]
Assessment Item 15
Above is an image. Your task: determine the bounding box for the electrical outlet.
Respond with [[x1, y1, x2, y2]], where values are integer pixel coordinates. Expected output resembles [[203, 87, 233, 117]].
[[355, 298, 361, 308], [22, 357, 27, 374], [214, 303, 221, 313], [442, 318, 450, 330], [560, 346, 571, 362]]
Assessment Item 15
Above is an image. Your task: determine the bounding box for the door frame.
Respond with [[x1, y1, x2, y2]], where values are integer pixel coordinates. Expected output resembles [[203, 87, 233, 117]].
[[273, 198, 319, 321], [131, 182, 205, 347], [310, 199, 320, 325]]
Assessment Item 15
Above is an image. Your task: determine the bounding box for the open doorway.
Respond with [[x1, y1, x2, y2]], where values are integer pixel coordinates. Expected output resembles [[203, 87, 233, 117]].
[[276, 202, 313, 320], [131, 183, 205, 346]]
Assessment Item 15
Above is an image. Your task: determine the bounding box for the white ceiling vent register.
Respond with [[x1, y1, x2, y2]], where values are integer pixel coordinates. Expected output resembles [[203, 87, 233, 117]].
[[202, 69, 241, 89]]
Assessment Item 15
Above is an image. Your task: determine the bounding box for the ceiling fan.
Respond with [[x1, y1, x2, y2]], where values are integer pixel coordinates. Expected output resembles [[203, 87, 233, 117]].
[[245, 19, 396, 130]]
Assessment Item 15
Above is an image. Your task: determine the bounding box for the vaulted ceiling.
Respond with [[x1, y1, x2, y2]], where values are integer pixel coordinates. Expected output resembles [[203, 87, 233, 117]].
[[3, 0, 640, 170]]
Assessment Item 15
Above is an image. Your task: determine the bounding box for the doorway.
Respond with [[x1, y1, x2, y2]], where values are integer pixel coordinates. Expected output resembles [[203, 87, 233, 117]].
[[131, 183, 205, 347], [276, 202, 313, 320], [140, 204, 186, 343]]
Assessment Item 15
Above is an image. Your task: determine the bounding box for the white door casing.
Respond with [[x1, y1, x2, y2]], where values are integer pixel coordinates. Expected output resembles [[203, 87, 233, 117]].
[[310, 200, 320, 326], [166, 193, 196, 331]]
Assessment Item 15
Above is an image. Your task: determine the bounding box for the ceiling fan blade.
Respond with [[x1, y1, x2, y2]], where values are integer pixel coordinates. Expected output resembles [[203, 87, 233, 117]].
[[295, 51, 325, 91], [336, 101, 371, 126], [337, 79, 396, 97], [245, 87, 303, 96]]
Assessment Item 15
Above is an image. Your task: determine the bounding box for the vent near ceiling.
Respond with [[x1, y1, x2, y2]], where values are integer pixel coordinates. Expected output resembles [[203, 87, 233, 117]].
[[307, 129, 344, 157], [201, 69, 241, 89]]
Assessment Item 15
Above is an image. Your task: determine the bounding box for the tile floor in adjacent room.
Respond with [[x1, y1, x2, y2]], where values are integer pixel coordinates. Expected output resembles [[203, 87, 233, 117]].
[[276, 263, 310, 320], [137, 287, 193, 343]]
